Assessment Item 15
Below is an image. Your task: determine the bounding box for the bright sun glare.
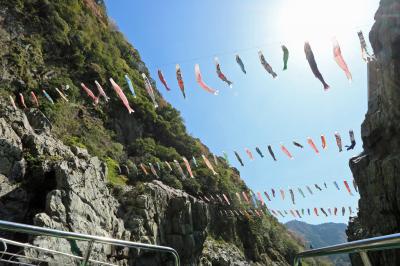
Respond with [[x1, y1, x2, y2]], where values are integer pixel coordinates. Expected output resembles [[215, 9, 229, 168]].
[[279, 0, 368, 43]]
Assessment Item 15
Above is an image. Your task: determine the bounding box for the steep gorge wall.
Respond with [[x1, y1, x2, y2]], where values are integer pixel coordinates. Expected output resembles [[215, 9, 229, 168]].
[[347, 0, 400, 265]]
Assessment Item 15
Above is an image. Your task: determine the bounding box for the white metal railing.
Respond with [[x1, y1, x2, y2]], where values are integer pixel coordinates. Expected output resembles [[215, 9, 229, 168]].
[[294, 232, 400, 266], [0, 220, 180, 266]]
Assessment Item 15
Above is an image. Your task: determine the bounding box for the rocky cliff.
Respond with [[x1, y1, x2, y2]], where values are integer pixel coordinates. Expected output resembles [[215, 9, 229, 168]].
[[0, 0, 323, 265], [347, 0, 400, 265]]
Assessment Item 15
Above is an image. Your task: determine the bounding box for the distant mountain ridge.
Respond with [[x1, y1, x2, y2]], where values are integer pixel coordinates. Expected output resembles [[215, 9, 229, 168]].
[[285, 220, 351, 266]]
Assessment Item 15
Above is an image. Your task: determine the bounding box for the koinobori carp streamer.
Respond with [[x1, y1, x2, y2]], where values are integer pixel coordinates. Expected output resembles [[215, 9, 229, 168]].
[[235, 54, 247, 74], [125, 74, 137, 98], [258, 50, 277, 78], [307, 137, 319, 154], [281, 45, 289, 70], [202, 154, 217, 175], [142, 73, 158, 108], [215, 57, 233, 87], [30, 91, 39, 107], [280, 144, 293, 159], [80, 83, 98, 104], [176, 64, 186, 98], [195, 64, 218, 95], [157, 69, 170, 91], [304, 42, 330, 90], [109, 78, 134, 114], [332, 38, 352, 81], [95, 80, 110, 102]]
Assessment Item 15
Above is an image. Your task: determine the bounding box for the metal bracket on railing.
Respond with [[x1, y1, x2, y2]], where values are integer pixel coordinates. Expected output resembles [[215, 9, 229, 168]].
[[0, 238, 7, 260]]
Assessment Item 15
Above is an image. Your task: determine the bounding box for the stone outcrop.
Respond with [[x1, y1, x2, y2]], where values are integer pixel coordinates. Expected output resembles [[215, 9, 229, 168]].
[[347, 0, 400, 265]]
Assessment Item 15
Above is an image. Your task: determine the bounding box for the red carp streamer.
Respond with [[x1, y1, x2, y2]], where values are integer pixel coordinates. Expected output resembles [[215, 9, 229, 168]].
[[215, 57, 233, 87], [182, 157, 194, 178], [30, 92, 39, 107], [344, 180, 354, 196], [19, 93, 27, 108], [314, 207, 319, 216], [109, 78, 134, 114], [307, 137, 319, 154], [80, 83, 98, 104], [195, 64, 219, 95], [280, 144, 293, 159], [257, 192, 265, 206], [175, 64, 186, 98], [245, 148, 254, 160], [139, 163, 148, 175], [95, 80, 110, 102], [334, 207, 338, 216], [332, 38, 352, 81], [335, 132, 343, 152], [321, 135, 327, 149], [202, 154, 217, 175], [157, 69, 170, 91]]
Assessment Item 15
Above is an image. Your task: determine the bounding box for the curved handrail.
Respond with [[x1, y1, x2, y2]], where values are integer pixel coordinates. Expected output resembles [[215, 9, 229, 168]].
[[294, 232, 400, 265], [0, 220, 180, 266]]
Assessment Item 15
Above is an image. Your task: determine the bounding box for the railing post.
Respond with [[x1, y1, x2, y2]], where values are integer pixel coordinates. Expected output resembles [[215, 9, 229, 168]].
[[359, 251, 372, 266], [293, 256, 300, 266], [81, 240, 94, 266]]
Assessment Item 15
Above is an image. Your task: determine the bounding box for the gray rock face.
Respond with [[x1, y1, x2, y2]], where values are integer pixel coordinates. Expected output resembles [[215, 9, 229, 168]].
[[347, 0, 400, 265]]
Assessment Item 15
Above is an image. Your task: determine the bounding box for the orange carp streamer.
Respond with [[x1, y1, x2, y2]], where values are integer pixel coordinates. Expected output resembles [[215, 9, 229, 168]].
[[307, 137, 319, 154], [332, 38, 352, 81], [321, 135, 327, 149], [195, 64, 219, 95], [139, 163, 149, 175], [109, 78, 134, 114]]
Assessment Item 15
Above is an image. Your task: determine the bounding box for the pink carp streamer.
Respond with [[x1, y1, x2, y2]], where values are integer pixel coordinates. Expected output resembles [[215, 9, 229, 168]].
[[280, 144, 293, 159], [19, 93, 27, 108], [202, 154, 217, 175], [55, 88, 69, 102], [30, 92, 39, 107], [142, 73, 158, 108], [195, 64, 219, 95], [9, 96, 17, 110], [80, 83, 98, 104], [245, 148, 254, 160], [314, 208, 319, 216], [321, 135, 327, 150], [157, 69, 170, 91], [139, 163, 148, 175], [109, 78, 134, 114], [344, 180, 354, 196], [182, 157, 194, 178], [95, 80, 110, 102], [307, 137, 319, 154], [257, 192, 265, 206], [334, 132, 343, 152], [332, 38, 352, 81]]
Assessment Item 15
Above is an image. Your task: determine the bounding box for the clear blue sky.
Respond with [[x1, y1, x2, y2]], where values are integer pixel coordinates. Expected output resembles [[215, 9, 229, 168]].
[[105, 0, 379, 224]]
